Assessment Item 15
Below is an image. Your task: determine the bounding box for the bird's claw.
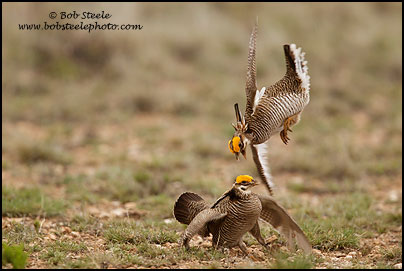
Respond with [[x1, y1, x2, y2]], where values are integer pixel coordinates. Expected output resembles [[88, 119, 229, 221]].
[[249, 254, 260, 261], [280, 130, 290, 145]]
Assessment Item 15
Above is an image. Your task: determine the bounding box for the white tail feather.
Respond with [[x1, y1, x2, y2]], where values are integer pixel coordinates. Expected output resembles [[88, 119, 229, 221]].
[[289, 44, 310, 93], [255, 143, 274, 189], [252, 87, 266, 115]]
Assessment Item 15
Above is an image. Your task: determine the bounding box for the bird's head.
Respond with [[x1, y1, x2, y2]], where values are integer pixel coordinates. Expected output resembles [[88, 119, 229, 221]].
[[233, 175, 259, 192], [228, 104, 249, 160]]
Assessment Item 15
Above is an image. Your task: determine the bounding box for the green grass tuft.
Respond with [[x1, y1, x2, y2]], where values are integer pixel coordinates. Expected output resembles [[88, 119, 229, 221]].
[[104, 219, 179, 245], [381, 247, 402, 264], [69, 215, 101, 233], [2, 242, 28, 269], [2, 222, 38, 247], [16, 143, 72, 165], [270, 251, 314, 269], [41, 248, 66, 266], [2, 186, 66, 217]]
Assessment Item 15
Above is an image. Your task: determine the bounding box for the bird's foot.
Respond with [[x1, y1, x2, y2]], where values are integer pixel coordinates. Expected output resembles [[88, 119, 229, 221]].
[[248, 254, 260, 261], [280, 118, 293, 145], [181, 236, 191, 250], [280, 129, 291, 145], [265, 235, 278, 246]]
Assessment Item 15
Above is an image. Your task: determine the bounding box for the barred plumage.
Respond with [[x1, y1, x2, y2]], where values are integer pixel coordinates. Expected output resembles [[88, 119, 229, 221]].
[[173, 176, 311, 255], [174, 192, 209, 225], [228, 22, 311, 195], [248, 90, 309, 143], [209, 191, 262, 248]]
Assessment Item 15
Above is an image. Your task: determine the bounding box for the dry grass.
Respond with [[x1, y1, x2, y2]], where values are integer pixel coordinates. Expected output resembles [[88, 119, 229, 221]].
[[2, 2, 402, 269]]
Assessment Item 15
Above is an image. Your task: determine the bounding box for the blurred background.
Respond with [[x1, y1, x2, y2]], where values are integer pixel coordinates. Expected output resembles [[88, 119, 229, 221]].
[[3, 1, 402, 212], [2, 2, 402, 268]]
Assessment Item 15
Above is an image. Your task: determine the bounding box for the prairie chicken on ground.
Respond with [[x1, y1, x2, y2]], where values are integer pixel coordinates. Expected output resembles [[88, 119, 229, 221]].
[[173, 175, 311, 255], [228, 23, 311, 195]]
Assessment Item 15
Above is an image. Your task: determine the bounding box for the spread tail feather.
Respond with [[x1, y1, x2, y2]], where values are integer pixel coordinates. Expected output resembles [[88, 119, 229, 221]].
[[251, 143, 274, 195], [283, 44, 310, 93], [174, 192, 207, 225]]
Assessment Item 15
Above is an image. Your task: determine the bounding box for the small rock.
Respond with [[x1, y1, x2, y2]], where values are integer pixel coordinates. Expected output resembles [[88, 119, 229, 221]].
[[99, 211, 110, 218], [201, 241, 211, 248], [253, 250, 265, 261], [164, 218, 174, 224], [348, 251, 357, 257], [127, 144, 140, 161], [111, 201, 120, 207], [100, 261, 109, 269], [345, 255, 353, 260], [189, 235, 204, 247], [124, 202, 137, 209], [111, 207, 126, 217], [312, 249, 323, 256], [342, 260, 353, 267], [71, 231, 80, 238], [292, 176, 304, 184], [62, 226, 72, 234], [388, 191, 399, 202], [11, 218, 24, 223], [393, 263, 402, 269], [335, 252, 345, 257]]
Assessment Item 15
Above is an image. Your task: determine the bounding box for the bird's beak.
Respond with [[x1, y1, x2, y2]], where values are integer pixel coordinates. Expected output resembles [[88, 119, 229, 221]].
[[235, 153, 240, 160], [241, 150, 247, 160]]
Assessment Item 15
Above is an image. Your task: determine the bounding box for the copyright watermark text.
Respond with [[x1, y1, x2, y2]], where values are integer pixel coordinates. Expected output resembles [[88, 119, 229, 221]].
[[18, 11, 143, 33]]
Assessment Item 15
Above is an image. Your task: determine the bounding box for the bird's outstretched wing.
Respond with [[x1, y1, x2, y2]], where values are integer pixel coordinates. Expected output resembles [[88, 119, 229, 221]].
[[181, 208, 227, 248], [250, 143, 274, 195], [246, 44, 310, 145], [244, 22, 259, 119], [258, 194, 312, 254]]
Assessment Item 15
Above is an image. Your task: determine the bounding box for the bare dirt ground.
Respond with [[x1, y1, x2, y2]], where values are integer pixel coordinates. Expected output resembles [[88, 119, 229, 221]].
[[2, 141, 402, 268], [3, 2, 402, 269]]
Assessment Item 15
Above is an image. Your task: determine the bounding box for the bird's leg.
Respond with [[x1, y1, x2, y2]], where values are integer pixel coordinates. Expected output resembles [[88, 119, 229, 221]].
[[249, 222, 269, 250], [280, 113, 300, 145], [181, 236, 190, 250], [238, 240, 249, 255], [239, 240, 260, 261]]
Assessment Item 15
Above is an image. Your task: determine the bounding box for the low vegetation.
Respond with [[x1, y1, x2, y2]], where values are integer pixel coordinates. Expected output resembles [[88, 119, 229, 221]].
[[2, 2, 402, 269]]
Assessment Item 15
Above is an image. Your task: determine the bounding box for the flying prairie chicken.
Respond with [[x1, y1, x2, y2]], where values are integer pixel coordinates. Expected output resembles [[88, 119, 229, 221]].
[[173, 175, 311, 255], [228, 23, 311, 195]]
